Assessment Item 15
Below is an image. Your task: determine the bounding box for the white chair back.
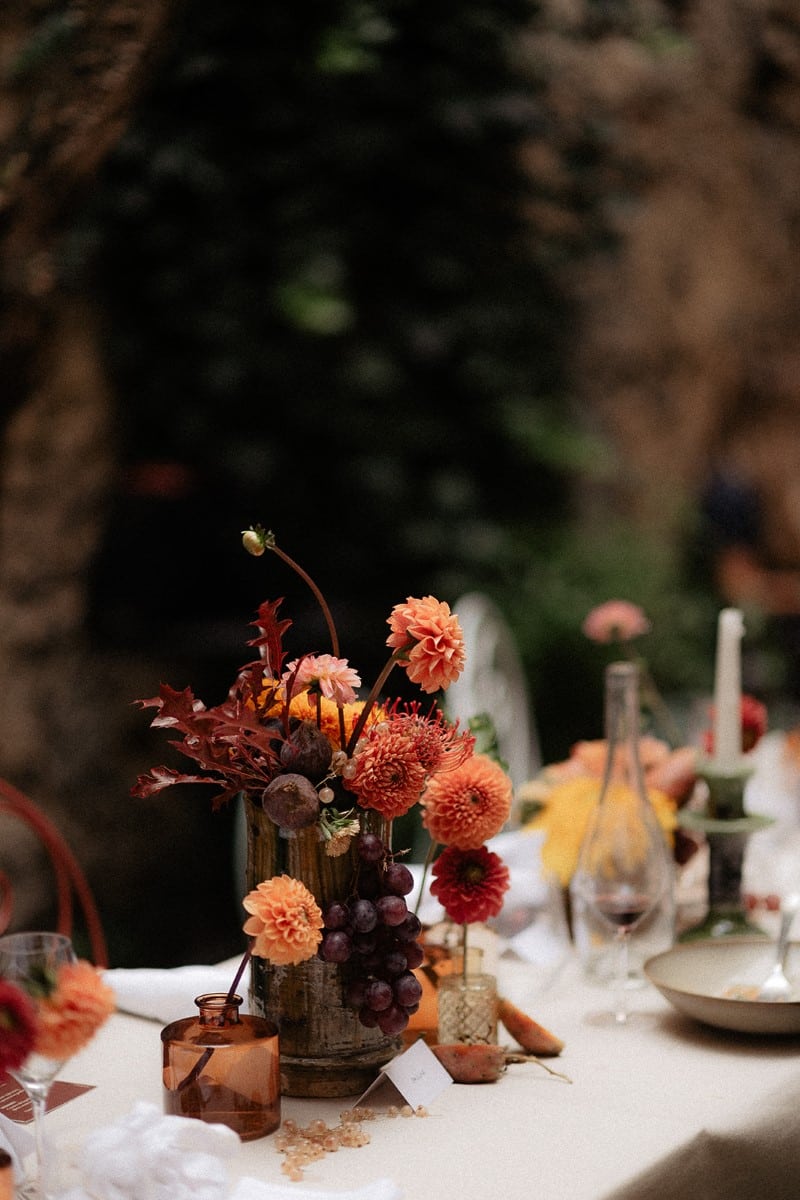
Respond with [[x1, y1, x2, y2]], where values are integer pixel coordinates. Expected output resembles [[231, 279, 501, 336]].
[[445, 592, 540, 819]]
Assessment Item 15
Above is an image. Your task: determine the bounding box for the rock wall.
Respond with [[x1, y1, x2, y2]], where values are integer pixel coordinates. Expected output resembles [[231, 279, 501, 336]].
[[521, 0, 800, 555]]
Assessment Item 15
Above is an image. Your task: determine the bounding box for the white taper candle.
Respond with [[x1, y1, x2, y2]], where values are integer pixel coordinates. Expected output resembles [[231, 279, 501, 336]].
[[712, 607, 745, 773]]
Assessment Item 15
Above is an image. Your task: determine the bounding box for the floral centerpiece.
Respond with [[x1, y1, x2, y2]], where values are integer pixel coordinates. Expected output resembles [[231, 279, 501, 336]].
[[133, 527, 512, 1096]]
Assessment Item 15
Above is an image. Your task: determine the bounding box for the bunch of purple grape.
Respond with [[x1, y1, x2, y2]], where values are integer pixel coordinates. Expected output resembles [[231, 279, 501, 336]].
[[318, 831, 424, 1035]]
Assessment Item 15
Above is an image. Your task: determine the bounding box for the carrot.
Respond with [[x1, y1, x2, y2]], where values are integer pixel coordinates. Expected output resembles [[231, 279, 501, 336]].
[[498, 997, 564, 1056], [432, 1043, 506, 1083]]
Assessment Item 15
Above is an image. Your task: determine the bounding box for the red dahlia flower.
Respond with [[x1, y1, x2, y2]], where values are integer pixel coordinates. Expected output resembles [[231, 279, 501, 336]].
[[430, 845, 510, 925]]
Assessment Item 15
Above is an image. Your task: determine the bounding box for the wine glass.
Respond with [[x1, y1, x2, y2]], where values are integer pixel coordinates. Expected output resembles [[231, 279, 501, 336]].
[[574, 792, 670, 1024], [0, 931, 76, 1198]]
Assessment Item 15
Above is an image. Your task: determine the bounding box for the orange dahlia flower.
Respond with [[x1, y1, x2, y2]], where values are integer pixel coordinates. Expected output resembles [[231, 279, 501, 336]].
[[34, 961, 115, 1061], [430, 845, 510, 925], [243, 875, 324, 965], [386, 596, 465, 694], [260, 681, 380, 750], [422, 753, 512, 849]]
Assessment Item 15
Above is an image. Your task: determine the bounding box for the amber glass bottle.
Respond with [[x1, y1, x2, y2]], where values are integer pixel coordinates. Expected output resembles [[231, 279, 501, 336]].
[[161, 993, 280, 1140]]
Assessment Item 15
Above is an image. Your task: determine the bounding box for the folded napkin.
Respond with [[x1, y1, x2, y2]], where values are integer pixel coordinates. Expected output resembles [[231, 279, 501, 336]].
[[103, 960, 250, 1025], [55, 1104, 402, 1200]]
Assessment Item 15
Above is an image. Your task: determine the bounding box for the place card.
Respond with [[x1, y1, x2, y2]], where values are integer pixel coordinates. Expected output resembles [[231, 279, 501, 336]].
[[0, 1076, 94, 1123], [355, 1038, 453, 1110]]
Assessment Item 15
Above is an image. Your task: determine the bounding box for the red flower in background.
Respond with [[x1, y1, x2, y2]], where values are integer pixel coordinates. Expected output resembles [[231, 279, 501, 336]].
[[430, 845, 510, 925], [702, 694, 768, 756]]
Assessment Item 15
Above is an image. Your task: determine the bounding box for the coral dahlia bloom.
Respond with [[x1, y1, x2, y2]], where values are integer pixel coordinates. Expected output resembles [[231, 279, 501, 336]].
[[582, 600, 651, 644], [430, 845, 510, 925], [422, 753, 512, 849], [34, 961, 116, 1061], [243, 875, 324, 965], [0, 979, 38, 1073], [283, 655, 361, 707], [387, 596, 465, 693], [344, 725, 429, 820]]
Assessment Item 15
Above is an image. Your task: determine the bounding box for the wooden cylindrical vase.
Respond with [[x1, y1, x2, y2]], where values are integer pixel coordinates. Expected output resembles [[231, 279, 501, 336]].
[[243, 795, 400, 1097]]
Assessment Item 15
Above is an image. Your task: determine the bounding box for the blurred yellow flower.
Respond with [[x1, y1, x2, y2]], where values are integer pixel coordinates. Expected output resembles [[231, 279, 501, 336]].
[[521, 776, 677, 888]]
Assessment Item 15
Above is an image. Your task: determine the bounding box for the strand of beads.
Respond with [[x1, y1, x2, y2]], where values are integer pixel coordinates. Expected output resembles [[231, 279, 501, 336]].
[[277, 1105, 429, 1182]]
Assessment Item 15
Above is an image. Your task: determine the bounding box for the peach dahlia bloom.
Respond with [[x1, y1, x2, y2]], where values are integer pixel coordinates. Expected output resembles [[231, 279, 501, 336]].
[[422, 753, 512, 849], [243, 875, 324, 965], [34, 961, 116, 1061], [386, 596, 465, 693], [582, 600, 651, 644]]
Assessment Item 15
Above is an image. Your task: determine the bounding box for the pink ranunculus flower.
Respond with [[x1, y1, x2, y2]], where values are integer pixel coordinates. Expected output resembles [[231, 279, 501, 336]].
[[283, 654, 361, 706], [582, 600, 651, 645]]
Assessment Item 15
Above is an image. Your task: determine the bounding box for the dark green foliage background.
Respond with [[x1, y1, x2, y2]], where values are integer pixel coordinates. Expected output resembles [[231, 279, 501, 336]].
[[72, 0, 716, 760]]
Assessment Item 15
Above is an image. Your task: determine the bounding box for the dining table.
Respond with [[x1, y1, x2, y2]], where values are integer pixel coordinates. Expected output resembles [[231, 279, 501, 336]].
[[24, 941, 800, 1200]]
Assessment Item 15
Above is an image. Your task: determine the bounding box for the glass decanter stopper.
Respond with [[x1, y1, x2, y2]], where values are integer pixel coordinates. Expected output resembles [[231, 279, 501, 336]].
[[161, 992, 280, 1140], [570, 662, 675, 1014]]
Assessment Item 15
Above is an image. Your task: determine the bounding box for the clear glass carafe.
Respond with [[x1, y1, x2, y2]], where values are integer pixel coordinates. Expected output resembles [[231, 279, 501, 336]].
[[569, 663, 676, 993], [161, 992, 280, 1140]]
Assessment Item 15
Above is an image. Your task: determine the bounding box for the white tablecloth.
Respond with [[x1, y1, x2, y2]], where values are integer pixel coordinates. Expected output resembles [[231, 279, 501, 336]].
[[33, 952, 800, 1200]]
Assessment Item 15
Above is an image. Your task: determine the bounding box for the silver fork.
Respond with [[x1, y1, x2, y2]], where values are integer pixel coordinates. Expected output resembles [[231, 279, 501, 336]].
[[757, 891, 800, 1002]]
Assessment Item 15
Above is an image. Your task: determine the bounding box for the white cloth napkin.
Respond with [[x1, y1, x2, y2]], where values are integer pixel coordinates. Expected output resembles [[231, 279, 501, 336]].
[[55, 1103, 401, 1200], [56, 1103, 239, 1200], [103, 960, 251, 1024], [0, 1111, 33, 1178]]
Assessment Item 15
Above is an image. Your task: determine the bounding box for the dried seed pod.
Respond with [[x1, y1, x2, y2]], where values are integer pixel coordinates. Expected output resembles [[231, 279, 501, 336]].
[[262, 773, 320, 829], [280, 720, 333, 780]]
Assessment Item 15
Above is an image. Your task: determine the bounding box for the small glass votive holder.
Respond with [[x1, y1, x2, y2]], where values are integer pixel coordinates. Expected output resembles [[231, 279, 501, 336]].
[[161, 992, 280, 1140], [436, 972, 498, 1045]]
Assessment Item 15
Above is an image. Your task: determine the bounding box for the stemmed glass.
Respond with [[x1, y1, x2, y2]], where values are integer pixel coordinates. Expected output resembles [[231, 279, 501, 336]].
[[573, 663, 672, 1024], [0, 931, 76, 1198], [575, 822, 668, 1023]]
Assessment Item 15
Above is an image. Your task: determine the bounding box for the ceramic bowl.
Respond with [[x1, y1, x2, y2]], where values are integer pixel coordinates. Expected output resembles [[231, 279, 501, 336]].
[[644, 940, 800, 1035]]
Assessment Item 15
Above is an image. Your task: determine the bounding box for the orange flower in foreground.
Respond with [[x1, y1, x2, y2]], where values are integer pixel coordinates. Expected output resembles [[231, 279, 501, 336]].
[[243, 875, 324, 965], [386, 596, 465, 693], [422, 753, 512, 849], [34, 961, 115, 1061], [430, 845, 510, 925]]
